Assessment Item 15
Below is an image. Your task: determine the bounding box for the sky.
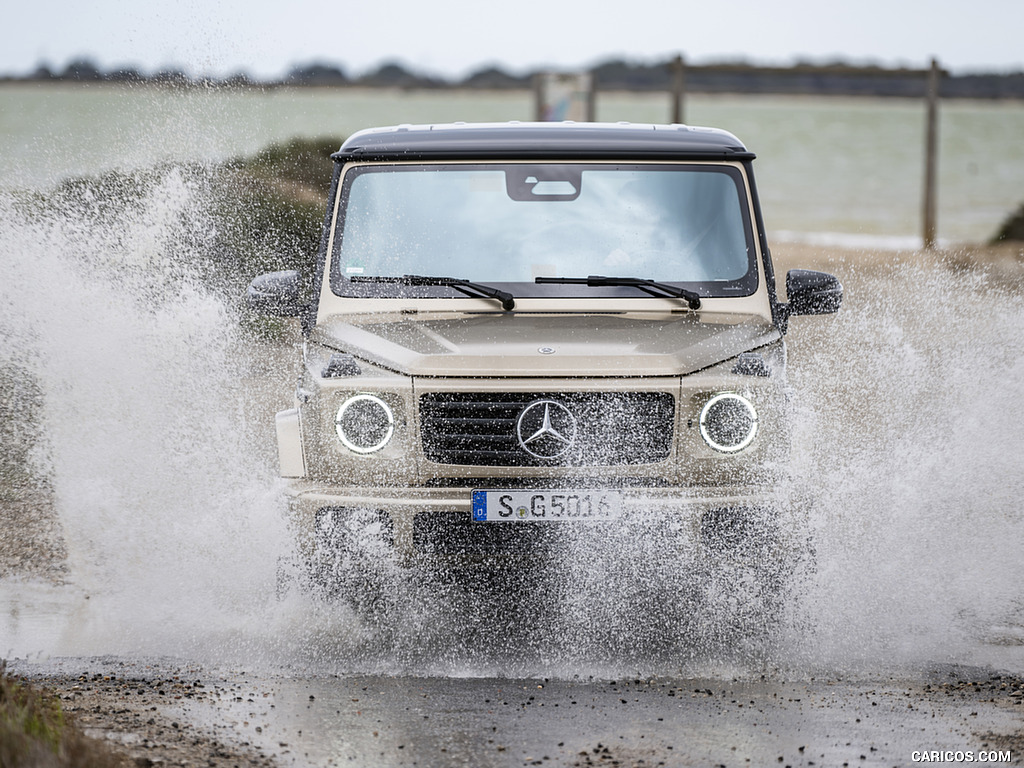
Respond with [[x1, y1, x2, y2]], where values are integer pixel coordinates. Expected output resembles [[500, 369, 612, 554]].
[[4, 0, 1024, 80]]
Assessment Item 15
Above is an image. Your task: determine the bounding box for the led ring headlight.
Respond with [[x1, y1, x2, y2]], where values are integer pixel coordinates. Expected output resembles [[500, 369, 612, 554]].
[[699, 393, 758, 453], [335, 394, 394, 454]]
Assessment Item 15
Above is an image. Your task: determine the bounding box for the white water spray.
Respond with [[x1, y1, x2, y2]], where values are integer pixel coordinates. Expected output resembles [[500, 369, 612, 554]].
[[1, 176, 1022, 679], [783, 261, 1024, 674], [0, 171, 289, 660]]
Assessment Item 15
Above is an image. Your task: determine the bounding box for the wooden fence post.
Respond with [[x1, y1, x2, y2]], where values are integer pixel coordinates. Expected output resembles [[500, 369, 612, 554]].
[[586, 71, 596, 122], [923, 57, 940, 250], [670, 54, 686, 124]]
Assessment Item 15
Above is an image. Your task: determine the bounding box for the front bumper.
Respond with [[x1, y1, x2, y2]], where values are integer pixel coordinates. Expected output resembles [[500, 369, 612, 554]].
[[284, 480, 803, 570]]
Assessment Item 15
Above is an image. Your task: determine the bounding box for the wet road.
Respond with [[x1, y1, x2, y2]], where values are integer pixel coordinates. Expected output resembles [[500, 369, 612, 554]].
[[11, 656, 1023, 767], [216, 673, 1021, 767]]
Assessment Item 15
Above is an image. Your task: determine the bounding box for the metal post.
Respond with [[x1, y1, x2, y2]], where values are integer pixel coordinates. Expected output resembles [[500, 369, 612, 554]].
[[923, 58, 940, 250], [670, 54, 686, 124]]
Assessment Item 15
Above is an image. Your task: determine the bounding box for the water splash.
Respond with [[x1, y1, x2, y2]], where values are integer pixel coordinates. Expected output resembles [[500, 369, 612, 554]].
[[782, 260, 1024, 674], [2, 177, 1022, 679], [0, 170, 289, 660]]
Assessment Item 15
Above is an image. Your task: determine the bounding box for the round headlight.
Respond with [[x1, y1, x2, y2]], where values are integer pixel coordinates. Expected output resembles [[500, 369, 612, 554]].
[[335, 394, 394, 454], [699, 393, 758, 453]]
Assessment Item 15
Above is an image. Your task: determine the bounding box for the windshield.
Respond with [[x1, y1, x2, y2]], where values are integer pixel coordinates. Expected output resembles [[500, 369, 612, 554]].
[[330, 163, 757, 299]]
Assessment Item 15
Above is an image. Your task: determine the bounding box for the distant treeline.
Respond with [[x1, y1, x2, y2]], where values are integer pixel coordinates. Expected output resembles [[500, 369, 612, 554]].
[[5, 56, 1024, 99]]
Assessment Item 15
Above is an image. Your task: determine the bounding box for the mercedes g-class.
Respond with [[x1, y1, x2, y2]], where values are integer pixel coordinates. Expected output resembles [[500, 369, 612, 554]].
[[248, 122, 842, 609]]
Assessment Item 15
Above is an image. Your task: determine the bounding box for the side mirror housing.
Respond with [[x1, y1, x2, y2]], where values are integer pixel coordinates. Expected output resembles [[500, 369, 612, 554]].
[[248, 270, 303, 317], [786, 269, 843, 316]]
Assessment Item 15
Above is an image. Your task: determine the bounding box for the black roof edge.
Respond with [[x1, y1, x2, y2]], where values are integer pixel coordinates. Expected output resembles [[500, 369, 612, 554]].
[[332, 148, 757, 162], [330, 122, 756, 163]]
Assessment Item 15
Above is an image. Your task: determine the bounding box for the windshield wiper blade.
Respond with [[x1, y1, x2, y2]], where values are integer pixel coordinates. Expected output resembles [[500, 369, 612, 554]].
[[535, 275, 701, 310], [351, 274, 516, 311]]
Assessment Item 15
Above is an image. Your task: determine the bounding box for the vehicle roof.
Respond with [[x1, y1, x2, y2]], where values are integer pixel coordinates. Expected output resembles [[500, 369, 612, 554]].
[[332, 122, 755, 162]]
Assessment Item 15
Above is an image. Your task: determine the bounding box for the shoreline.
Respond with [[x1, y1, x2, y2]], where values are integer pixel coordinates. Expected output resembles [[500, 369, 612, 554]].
[[1, 79, 1023, 105]]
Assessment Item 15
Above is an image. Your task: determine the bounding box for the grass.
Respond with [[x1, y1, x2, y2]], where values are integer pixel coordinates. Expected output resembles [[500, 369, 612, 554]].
[[993, 201, 1024, 242], [212, 136, 341, 283], [13, 134, 343, 301], [0, 662, 127, 768]]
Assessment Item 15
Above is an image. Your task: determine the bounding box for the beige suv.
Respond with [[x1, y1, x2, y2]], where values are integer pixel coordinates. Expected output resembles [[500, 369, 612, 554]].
[[248, 122, 842, 607]]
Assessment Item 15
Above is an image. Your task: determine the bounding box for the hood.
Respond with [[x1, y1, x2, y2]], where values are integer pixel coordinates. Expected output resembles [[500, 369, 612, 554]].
[[312, 312, 780, 378]]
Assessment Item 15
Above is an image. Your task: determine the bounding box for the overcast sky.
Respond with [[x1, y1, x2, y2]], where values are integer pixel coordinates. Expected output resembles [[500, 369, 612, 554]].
[[4, 0, 1023, 79]]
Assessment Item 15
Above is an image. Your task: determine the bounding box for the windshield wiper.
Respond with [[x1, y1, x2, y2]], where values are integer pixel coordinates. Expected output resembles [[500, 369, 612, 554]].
[[351, 275, 515, 311], [535, 275, 701, 310]]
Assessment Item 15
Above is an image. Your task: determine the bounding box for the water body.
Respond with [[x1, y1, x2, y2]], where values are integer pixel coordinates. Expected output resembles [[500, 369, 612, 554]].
[[2, 82, 1023, 246]]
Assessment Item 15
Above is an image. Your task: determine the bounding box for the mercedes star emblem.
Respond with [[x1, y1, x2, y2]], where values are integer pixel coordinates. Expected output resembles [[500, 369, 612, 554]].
[[515, 399, 578, 459]]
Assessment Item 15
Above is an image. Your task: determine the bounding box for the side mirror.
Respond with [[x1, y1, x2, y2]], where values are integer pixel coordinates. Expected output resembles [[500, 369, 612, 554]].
[[786, 269, 843, 316], [247, 270, 303, 317]]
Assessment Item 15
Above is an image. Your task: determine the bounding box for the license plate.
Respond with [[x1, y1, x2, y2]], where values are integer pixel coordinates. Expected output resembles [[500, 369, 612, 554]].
[[472, 490, 622, 522]]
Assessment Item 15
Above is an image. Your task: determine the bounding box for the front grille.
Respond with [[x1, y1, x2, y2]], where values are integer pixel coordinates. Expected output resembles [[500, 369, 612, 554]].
[[420, 392, 674, 467]]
